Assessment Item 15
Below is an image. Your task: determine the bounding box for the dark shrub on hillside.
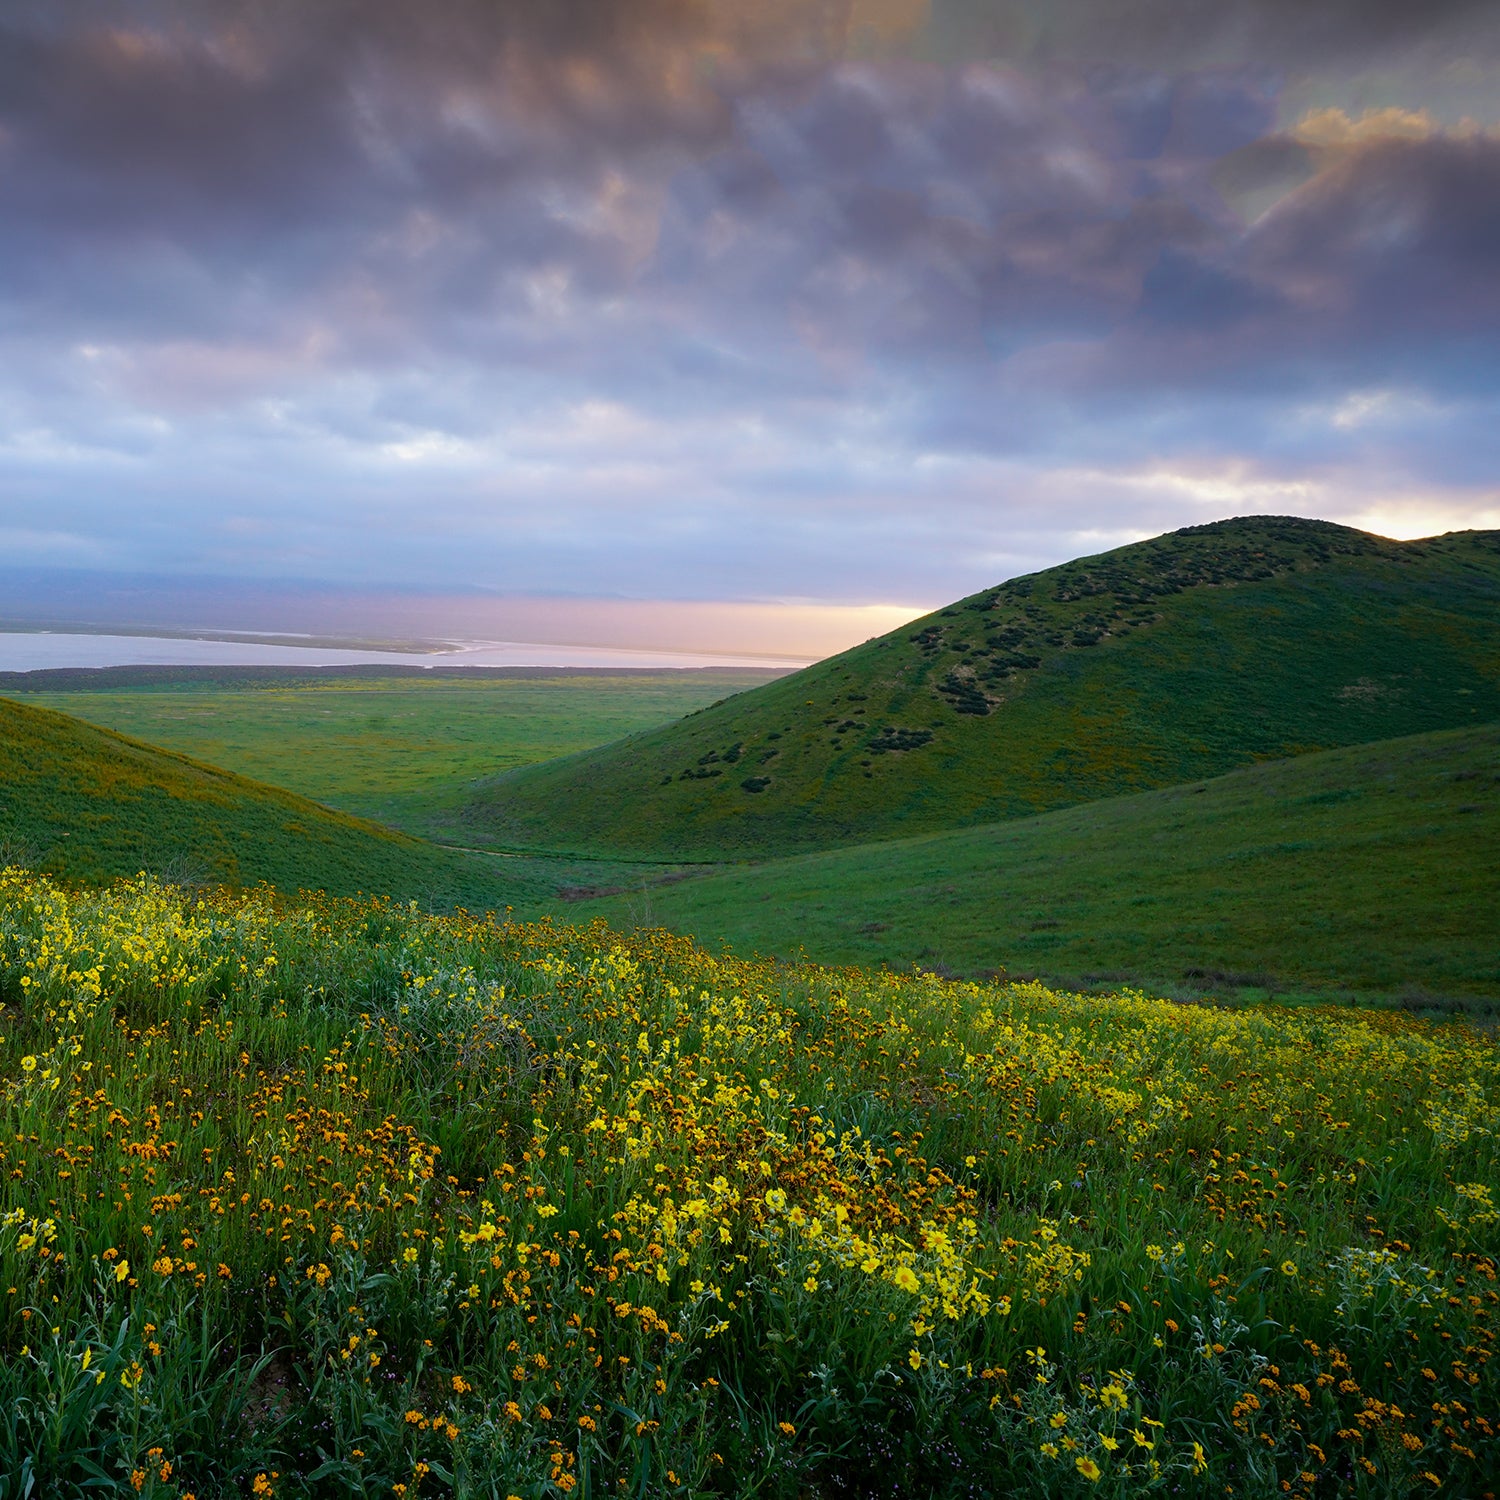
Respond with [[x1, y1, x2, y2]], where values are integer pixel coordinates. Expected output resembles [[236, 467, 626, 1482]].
[[937, 673, 992, 716], [867, 728, 934, 754]]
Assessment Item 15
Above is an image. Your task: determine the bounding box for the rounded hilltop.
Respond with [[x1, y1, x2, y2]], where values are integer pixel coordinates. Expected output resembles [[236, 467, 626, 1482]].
[[462, 516, 1500, 859]]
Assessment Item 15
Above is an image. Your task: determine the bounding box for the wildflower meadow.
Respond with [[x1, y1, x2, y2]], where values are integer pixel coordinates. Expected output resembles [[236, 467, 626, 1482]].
[[1, 869, 1497, 1497]]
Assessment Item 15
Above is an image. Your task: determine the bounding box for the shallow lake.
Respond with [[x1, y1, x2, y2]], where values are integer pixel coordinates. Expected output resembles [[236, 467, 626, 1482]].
[[0, 631, 803, 672]]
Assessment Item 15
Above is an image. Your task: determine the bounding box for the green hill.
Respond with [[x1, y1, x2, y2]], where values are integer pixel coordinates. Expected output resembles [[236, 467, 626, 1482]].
[[464, 517, 1500, 859], [552, 722, 1500, 1003], [0, 694, 549, 907], [5, 875, 1499, 1493]]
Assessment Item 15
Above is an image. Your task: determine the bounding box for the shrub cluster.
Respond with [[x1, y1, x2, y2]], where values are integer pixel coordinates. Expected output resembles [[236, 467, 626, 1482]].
[[865, 728, 934, 754]]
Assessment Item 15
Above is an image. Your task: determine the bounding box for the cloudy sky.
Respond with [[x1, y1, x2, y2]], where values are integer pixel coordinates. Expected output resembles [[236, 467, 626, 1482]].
[[2, 0, 1498, 653]]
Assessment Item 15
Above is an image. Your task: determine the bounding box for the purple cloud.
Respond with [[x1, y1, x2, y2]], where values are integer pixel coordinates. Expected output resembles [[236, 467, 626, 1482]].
[[0, 1, 1496, 633]]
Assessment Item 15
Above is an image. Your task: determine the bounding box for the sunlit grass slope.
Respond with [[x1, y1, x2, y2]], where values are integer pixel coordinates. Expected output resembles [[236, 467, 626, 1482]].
[[467, 517, 1500, 859], [10, 668, 784, 840], [561, 724, 1500, 1003], [2, 872, 1498, 1496], [0, 695, 545, 908]]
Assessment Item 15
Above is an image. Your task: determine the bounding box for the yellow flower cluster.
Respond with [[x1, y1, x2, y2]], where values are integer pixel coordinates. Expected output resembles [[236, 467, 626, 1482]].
[[0, 868, 1496, 1496]]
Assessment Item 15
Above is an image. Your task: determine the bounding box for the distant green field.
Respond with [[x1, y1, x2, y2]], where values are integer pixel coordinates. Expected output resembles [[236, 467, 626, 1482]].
[[12, 668, 782, 841], [0, 693, 648, 910], [554, 724, 1500, 1005]]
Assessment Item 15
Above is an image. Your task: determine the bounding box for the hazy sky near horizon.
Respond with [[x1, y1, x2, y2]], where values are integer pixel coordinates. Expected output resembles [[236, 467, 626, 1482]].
[[2, 0, 1499, 649]]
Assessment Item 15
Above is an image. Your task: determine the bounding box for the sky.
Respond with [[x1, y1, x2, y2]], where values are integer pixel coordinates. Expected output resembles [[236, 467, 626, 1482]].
[[2, 0, 1499, 655]]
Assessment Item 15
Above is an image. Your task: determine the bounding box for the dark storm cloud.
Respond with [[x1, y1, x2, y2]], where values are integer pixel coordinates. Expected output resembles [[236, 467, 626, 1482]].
[[1253, 132, 1500, 337], [924, 0, 1500, 71], [0, 7, 705, 334], [0, 1, 1497, 621]]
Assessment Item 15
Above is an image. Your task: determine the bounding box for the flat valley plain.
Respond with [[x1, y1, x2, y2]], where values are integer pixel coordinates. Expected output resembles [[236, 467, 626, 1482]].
[[9, 667, 784, 843]]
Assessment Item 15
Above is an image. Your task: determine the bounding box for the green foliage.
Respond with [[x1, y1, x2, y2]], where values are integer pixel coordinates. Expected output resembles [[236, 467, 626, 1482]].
[[2, 872, 1499, 1496], [553, 724, 1500, 1004], [464, 518, 1500, 859]]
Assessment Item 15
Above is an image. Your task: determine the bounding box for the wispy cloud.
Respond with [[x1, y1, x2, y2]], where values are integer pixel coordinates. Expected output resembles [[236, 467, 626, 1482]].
[[1, 2, 1497, 645]]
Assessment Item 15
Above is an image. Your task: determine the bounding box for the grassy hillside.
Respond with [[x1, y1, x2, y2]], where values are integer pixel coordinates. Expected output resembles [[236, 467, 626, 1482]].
[[465, 517, 1500, 859], [0, 694, 581, 908], [8, 666, 783, 839], [556, 723, 1500, 1003], [3, 872, 1498, 1495]]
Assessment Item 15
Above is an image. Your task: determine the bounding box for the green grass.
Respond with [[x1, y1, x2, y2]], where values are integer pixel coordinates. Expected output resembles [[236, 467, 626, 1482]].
[[9, 668, 783, 841], [466, 517, 1500, 860], [2, 872, 1497, 1496], [552, 723, 1500, 1004], [0, 694, 630, 910]]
